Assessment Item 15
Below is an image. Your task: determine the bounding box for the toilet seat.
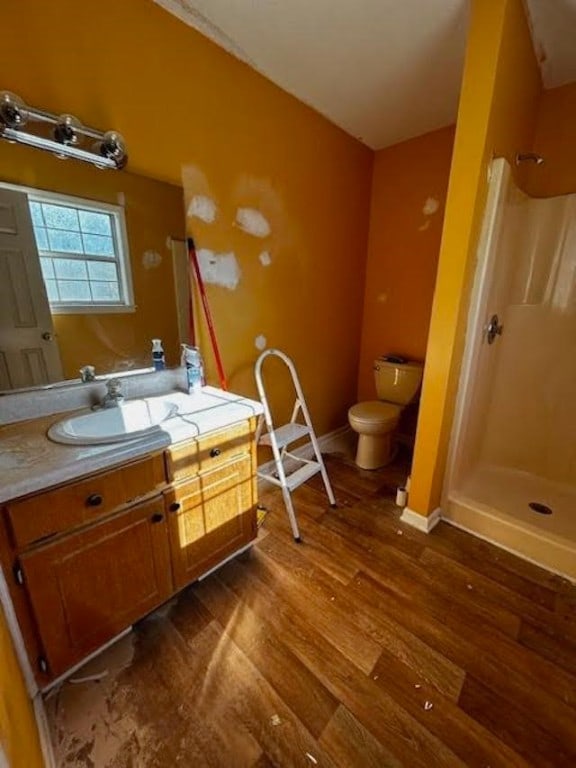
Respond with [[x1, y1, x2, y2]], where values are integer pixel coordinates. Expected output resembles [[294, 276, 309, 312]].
[[348, 401, 401, 428]]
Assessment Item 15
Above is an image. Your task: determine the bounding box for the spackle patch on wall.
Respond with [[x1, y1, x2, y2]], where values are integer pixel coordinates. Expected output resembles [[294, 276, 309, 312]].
[[422, 197, 440, 216], [197, 249, 241, 290], [419, 196, 440, 231], [255, 334, 267, 351], [259, 251, 272, 267], [236, 208, 271, 238], [142, 250, 162, 269], [188, 195, 217, 223]]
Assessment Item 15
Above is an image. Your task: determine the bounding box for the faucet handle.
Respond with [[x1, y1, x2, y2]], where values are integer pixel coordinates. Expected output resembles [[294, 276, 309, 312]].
[[106, 378, 123, 395], [79, 365, 96, 382]]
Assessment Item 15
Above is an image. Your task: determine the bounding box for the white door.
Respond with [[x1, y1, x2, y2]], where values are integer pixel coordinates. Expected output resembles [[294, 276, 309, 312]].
[[0, 188, 63, 390]]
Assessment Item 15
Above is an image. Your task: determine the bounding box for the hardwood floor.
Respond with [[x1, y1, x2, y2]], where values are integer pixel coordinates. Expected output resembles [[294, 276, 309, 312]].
[[46, 449, 576, 767]]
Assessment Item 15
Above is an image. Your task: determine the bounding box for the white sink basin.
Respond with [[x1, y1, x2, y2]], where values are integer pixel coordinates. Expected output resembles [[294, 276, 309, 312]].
[[48, 398, 179, 445]]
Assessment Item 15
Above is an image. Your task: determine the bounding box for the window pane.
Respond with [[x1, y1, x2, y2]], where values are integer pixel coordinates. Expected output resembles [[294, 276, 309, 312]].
[[91, 281, 120, 302], [40, 257, 55, 279], [48, 229, 83, 253], [54, 258, 88, 280], [44, 279, 59, 302], [87, 261, 117, 281], [83, 234, 115, 257], [33, 227, 49, 250], [41, 203, 79, 231], [79, 210, 112, 236], [29, 202, 44, 227], [57, 280, 91, 302]]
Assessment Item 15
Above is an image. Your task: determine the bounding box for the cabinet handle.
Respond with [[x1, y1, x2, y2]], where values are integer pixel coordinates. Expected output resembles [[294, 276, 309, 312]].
[[86, 493, 103, 507], [151, 513, 164, 524], [169, 502, 180, 512], [210, 447, 221, 458]]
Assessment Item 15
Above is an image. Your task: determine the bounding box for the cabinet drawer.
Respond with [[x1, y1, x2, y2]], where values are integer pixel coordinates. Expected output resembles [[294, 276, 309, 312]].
[[166, 421, 253, 482], [6, 454, 167, 548]]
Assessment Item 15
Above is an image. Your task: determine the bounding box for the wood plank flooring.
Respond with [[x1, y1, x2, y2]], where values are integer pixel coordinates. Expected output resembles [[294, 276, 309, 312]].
[[46, 449, 576, 767]]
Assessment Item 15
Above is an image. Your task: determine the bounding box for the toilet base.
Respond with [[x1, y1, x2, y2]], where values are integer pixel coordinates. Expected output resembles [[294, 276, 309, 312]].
[[355, 431, 396, 470]]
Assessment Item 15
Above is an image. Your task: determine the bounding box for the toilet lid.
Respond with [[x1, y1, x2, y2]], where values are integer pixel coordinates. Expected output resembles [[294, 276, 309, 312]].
[[349, 401, 401, 425]]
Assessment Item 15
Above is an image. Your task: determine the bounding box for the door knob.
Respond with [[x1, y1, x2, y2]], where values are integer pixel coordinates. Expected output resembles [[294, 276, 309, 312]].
[[41, 331, 54, 341], [486, 314, 503, 345]]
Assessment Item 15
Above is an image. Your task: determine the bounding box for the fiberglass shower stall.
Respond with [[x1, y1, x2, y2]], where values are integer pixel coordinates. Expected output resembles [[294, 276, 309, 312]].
[[444, 158, 576, 581]]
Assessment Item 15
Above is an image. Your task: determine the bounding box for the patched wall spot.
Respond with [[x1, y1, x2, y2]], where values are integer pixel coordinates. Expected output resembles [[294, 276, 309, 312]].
[[255, 334, 267, 351], [236, 208, 271, 238], [197, 249, 241, 290], [259, 251, 272, 266], [422, 197, 440, 216], [142, 250, 162, 269], [188, 195, 217, 223]]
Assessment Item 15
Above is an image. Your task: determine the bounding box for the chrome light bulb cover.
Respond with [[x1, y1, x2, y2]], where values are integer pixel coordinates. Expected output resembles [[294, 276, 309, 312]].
[[54, 114, 83, 146], [0, 91, 28, 129], [96, 130, 127, 168]]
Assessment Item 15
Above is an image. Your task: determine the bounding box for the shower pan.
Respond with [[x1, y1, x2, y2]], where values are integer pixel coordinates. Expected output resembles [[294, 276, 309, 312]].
[[443, 158, 576, 581]]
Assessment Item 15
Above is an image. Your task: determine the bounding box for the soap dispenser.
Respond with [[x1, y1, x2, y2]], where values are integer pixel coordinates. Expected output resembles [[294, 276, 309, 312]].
[[151, 339, 165, 371], [181, 344, 204, 394]]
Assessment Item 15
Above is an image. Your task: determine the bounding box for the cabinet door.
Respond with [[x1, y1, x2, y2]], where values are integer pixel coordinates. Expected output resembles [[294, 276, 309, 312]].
[[165, 455, 257, 590], [20, 497, 172, 677]]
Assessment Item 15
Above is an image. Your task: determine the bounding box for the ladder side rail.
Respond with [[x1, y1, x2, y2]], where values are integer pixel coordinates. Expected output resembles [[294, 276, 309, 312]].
[[254, 354, 277, 438], [266, 429, 302, 540], [278, 355, 337, 507]]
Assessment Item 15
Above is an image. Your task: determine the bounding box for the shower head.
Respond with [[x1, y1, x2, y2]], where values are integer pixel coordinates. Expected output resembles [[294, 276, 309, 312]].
[[515, 152, 544, 165]]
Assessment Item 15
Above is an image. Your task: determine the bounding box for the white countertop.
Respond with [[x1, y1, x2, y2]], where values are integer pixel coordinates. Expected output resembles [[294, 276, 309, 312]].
[[0, 387, 263, 505]]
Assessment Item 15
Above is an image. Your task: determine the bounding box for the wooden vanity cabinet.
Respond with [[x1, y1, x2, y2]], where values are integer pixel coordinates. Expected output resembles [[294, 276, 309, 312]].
[[1, 417, 259, 683], [18, 496, 172, 678]]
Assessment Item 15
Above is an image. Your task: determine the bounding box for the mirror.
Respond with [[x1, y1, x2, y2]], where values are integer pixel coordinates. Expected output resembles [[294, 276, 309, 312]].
[[0, 139, 188, 393]]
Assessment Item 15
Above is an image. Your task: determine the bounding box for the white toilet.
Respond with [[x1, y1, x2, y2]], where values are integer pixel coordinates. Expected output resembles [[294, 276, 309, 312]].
[[348, 357, 424, 470]]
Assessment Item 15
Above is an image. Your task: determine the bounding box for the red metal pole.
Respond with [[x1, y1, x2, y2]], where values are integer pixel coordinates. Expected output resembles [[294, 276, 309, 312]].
[[187, 237, 228, 391]]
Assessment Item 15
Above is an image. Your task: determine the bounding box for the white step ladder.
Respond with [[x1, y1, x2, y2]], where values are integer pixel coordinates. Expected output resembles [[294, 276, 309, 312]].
[[254, 349, 336, 542]]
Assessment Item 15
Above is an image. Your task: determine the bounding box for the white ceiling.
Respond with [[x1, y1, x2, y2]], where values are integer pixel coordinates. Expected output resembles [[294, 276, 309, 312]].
[[525, 0, 576, 88], [154, 0, 576, 151]]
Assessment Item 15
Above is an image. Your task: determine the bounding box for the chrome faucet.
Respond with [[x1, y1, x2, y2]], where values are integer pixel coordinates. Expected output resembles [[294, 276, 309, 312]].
[[101, 378, 124, 408], [79, 365, 96, 383]]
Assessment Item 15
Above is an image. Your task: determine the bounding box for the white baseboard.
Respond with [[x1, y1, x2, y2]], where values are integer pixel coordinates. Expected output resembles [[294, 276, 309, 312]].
[[257, 425, 349, 492], [400, 506, 442, 533]]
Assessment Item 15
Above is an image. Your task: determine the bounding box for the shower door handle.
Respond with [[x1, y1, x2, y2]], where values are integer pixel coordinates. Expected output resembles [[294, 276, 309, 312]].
[[486, 314, 503, 344]]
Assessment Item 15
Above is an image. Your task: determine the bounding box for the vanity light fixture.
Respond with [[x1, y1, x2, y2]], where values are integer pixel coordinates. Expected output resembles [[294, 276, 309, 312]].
[[0, 90, 128, 170]]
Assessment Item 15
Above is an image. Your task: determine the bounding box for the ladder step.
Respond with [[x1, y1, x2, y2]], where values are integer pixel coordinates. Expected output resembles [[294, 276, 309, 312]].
[[257, 461, 321, 491], [285, 461, 321, 491], [259, 423, 310, 449]]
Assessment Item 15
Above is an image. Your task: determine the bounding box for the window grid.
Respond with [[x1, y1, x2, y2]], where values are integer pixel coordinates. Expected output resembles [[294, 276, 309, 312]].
[[29, 198, 130, 311]]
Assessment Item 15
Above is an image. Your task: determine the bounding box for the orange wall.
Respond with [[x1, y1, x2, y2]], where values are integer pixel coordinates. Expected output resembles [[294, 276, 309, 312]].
[[1, 0, 373, 436], [357, 126, 454, 401], [0, 605, 43, 768], [409, 0, 541, 516], [524, 82, 576, 197], [0, 141, 185, 379]]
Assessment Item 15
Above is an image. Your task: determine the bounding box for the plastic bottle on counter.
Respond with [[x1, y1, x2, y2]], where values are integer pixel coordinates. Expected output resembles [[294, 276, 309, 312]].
[[151, 339, 165, 371], [181, 344, 204, 394]]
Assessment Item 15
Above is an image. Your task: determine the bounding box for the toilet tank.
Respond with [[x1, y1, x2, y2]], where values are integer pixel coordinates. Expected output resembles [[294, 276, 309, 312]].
[[373, 358, 423, 405]]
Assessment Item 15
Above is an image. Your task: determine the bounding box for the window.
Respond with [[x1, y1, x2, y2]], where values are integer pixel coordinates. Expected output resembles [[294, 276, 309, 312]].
[[28, 192, 133, 314]]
